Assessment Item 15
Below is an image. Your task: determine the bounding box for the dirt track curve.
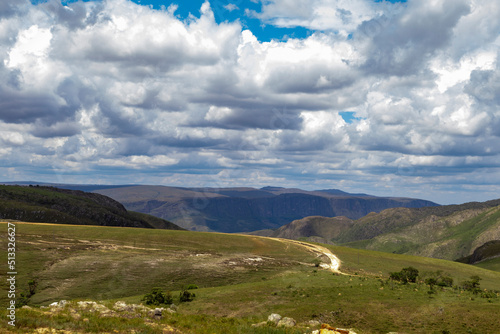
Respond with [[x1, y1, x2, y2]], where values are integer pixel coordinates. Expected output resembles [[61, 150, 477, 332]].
[[247, 235, 342, 273]]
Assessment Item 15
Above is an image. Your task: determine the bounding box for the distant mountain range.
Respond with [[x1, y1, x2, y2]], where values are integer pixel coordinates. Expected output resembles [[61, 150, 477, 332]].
[[87, 185, 437, 232], [0, 184, 183, 230], [3, 181, 499, 266], [1, 182, 439, 232], [253, 198, 500, 263]]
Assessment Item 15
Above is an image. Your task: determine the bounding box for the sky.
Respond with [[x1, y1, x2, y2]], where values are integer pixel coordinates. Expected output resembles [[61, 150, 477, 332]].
[[0, 0, 499, 205]]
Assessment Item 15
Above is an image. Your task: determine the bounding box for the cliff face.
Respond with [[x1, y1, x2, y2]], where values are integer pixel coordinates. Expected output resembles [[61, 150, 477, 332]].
[[95, 186, 439, 232]]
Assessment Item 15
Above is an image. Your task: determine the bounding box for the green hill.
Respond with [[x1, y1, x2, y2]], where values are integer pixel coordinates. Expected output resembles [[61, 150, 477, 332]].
[[267, 199, 500, 266], [0, 185, 183, 230], [340, 202, 500, 262], [1, 222, 499, 333]]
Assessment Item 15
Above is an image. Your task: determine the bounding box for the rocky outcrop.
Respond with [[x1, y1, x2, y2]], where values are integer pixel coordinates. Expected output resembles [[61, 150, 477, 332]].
[[252, 313, 357, 333]]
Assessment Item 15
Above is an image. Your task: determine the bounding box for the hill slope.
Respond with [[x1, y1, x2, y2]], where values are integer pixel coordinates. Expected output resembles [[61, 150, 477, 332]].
[[250, 216, 354, 244], [272, 199, 500, 263], [92, 185, 438, 232], [0, 185, 183, 230], [1, 222, 499, 334]]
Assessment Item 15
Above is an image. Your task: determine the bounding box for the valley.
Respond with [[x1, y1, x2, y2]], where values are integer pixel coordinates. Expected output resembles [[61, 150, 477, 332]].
[[1, 184, 500, 333]]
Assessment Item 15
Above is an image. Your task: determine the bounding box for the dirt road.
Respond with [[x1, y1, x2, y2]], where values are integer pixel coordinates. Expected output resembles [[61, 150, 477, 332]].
[[247, 235, 342, 273], [281, 239, 342, 273]]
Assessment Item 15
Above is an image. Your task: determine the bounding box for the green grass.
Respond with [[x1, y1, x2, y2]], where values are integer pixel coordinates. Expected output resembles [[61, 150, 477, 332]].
[[1, 221, 499, 334], [342, 205, 500, 262], [475, 257, 500, 272]]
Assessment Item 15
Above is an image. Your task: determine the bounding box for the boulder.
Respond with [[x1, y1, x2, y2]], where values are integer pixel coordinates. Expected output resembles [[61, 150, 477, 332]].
[[267, 313, 282, 324], [277, 317, 296, 328], [306, 320, 321, 327]]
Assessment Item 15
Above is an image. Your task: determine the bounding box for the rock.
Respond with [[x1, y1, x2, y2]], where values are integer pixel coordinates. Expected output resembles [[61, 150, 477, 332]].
[[113, 301, 129, 312], [318, 324, 355, 334], [268, 313, 282, 324], [277, 317, 296, 328], [169, 303, 178, 311], [154, 308, 163, 316], [76, 301, 109, 314], [251, 321, 268, 328], [306, 320, 321, 327], [166, 308, 176, 314]]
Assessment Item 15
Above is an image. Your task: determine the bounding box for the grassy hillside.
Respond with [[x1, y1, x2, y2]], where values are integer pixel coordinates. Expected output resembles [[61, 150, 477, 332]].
[[0, 185, 182, 230], [254, 216, 354, 244], [270, 199, 500, 265], [1, 222, 499, 333], [341, 204, 500, 262]]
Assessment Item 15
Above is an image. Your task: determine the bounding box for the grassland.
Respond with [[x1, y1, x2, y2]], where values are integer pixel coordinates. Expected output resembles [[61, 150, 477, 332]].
[[1, 221, 500, 333]]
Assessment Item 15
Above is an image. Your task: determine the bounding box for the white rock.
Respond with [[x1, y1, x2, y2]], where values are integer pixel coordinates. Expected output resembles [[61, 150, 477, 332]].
[[268, 313, 282, 324], [277, 317, 296, 328]]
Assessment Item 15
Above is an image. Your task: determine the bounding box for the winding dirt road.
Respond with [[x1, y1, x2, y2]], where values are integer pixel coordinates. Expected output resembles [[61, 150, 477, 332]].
[[281, 238, 342, 273], [247, 235, 342, 273]]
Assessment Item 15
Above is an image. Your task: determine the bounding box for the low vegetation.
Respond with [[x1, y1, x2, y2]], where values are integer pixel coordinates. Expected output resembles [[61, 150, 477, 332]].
[[142, 288, 173, 306], [1, 221, 499, 333]]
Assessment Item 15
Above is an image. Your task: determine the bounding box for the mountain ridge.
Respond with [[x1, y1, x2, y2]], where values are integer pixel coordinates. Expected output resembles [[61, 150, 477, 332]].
[[88, 184, 439, 232], [265, 198, 500, 263], [0, 184, 183, 230]]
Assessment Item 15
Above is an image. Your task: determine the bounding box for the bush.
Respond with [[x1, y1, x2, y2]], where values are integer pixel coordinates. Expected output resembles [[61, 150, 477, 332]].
[[425, 278, 437, 290], [142, 288, 173, 306], [437, 276, 454, 288], [480, 290, 497, 299], [461, 276, 482, 294], [423, 271, 454, 288], [390, 267, 419, 284], [179, 289, 196, 303]]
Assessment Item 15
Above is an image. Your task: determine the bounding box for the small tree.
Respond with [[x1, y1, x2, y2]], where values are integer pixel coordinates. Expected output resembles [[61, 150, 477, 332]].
[[179, 289, 196, 303], [437, 275, 453, 288], [401, 267, 419, 283], [390, 267, 419, 284], [142, 288, 173, 306], [425, 278, 437, 291]]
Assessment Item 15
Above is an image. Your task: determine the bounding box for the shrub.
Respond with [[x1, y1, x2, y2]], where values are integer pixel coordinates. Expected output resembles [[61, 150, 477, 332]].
[[481, 290, 497, 299], [184, 284, 198, 290], [390, 267, 419, 284], [461, 276, 482, 294], [179, 289, 196, 303], [390, 271, 407, 283], [437, 276, 454, 288], [142, 288, 173, 306], [425, 278, 437, 290]]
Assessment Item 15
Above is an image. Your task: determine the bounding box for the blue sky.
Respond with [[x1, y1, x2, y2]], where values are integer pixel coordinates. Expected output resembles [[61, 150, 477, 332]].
[[50, 0, 407, 41], [1, 0, 500, 204]]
